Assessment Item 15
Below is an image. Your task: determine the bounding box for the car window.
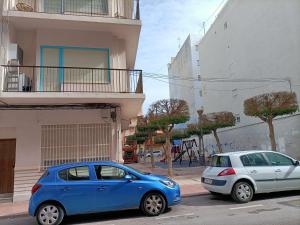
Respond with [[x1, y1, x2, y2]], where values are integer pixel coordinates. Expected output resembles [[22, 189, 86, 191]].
[[265, 152, 294, 166], [211, 156, 232, 167], [94, 165, 126, 180], [240, 153, 269, 166], [59, 166, 90, 181]]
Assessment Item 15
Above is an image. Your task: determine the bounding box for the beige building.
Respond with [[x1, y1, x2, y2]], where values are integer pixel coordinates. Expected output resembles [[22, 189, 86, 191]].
[[0, 0, 144, 202], [198, 0, 300, 158]]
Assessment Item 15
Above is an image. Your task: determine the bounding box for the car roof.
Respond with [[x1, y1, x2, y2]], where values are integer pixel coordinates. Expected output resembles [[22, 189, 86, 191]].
[[47, 161, 121, 172], [214, 150, 275, 157]]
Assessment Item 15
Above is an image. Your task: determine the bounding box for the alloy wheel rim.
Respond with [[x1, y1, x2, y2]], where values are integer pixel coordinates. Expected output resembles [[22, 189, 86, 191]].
[[145, 195, 163, 214], [236, 184, 251, 200], [38, 205, 59, 225]]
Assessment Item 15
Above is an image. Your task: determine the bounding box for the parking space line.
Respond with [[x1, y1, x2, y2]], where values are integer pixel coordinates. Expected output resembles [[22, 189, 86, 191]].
[[156, 213, 195, 220], [229, 204, 264, 210]]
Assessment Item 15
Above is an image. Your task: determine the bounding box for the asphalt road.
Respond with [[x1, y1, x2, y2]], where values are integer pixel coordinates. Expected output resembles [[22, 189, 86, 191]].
[[1, 191, 300, 225]]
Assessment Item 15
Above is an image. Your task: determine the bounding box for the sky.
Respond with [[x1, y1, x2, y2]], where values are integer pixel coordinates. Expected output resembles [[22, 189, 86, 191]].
[[135, 0, 227, 113]]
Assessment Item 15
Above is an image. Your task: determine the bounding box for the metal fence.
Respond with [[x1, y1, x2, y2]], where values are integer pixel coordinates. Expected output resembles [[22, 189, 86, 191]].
[[41, 123, 112, 169], [2, 65, 143, 93], [11, 0, 140, 20]]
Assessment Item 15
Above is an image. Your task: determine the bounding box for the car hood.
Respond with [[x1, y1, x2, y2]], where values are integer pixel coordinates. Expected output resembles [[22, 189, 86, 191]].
[[146, 174, 171, 181]]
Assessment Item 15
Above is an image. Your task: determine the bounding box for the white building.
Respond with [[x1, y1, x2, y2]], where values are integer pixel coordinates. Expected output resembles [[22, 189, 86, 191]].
[[0, 0, 144, 202], [198, 0, 300, 159], [168, 34, 202, 123]]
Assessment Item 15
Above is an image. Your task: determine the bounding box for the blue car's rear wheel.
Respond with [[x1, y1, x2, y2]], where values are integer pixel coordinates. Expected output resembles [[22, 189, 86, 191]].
[[36, 203, 64, 225], [141, 193, 166, 216]]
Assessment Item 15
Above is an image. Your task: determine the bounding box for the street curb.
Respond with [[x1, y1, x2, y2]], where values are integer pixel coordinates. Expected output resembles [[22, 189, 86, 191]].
[[0, 212, 28, 220], [182, 192, 210, 198]]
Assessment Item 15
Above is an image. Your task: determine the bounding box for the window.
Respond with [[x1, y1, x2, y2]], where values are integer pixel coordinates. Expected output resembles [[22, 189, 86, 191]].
[[235, 114, 240, 123], [94, 166, 126, 180], [265, 152, 294, 166], [211, 156, 232, 167], [240, 153, 269, 167], [59, 166, 90, 181]]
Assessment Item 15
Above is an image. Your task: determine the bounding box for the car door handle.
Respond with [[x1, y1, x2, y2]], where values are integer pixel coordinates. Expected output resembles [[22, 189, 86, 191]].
[[250, 170, 257, 174], [97, 186, 106, 191], [275, 169, 282, 172], [62, 187, 70, 192]]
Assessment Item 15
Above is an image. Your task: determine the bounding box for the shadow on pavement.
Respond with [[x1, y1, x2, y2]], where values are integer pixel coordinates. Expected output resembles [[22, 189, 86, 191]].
[[62, 209, 145, 225], [181, 190, 300, 207], [253, 190, 300, 201]]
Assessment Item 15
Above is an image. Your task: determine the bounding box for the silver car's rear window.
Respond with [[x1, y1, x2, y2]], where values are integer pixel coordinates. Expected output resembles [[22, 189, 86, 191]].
[[211, 155, 232, 167]]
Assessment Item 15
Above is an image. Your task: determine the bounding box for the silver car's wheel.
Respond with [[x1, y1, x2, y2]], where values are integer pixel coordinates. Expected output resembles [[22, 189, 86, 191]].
[[232, 181, 254, 203], [37, 204, 64, 225], [141, 193, 166, 216]]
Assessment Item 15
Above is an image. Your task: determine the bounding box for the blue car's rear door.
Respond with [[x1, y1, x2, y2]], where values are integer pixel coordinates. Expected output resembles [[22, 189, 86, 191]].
[[93, 165, 146, 211], [55, 165, 98, 215]]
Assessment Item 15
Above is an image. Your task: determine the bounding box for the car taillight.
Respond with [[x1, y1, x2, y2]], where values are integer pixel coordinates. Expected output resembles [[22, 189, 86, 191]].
[[31, 184, 42, 195], [218, 168, 236, 176]]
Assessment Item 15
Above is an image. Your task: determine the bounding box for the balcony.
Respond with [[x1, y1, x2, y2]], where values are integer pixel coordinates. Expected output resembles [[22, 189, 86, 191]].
[[6, 0, 140, 20], [0, 65, 144, 120], [2, 65, 143, 93]]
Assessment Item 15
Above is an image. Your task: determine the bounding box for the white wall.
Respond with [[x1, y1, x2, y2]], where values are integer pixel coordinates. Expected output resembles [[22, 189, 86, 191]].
[[0, 109, 121, 170], [168, 34, 202, 123], [199, 0, 300, 157]]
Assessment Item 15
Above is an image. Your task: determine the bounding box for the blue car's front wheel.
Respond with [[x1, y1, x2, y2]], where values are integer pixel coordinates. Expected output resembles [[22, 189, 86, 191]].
[[141, 192, 166, 216], [36, 203, 64, 225]]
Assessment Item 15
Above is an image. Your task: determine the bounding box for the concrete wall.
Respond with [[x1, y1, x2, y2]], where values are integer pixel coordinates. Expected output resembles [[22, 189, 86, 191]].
[[199, 0, 300, 157], [0, 109, 121, 169], [204, 114, 300, 160], [168, 34, 202, 123], [0, 109, 123, 201]]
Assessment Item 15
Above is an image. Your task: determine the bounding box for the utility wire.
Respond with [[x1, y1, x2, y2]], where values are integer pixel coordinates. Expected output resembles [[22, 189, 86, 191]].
[[143, 72, 292, 83]]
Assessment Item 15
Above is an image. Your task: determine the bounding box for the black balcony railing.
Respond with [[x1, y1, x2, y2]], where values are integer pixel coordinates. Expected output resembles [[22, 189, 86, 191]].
[[2, 65, 143, 93], [12, 0, 140, 20]]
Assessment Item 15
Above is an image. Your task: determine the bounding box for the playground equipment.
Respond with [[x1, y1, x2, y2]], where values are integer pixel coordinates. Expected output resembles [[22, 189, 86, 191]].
[[173, 137, 206, 166]]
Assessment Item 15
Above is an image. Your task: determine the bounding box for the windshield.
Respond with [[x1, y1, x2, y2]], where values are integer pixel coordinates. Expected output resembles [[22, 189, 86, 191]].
[[211, 155, 232, 167]]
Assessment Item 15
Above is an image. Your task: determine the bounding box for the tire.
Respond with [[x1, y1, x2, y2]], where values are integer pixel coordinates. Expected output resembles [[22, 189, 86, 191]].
[[36, 203, 65, 225], [141, 192, 166, 216], [231, 181, 254, 203]]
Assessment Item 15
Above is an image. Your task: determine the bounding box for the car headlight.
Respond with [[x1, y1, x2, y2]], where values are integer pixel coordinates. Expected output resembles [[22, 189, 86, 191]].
[[159, 180, 176, 188]]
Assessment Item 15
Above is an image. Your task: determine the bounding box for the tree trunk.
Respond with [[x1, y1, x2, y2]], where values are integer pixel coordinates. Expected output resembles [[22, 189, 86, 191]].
[[150, 145, 155, 168], [165, 132, 173, 177], [212, 129, 222, 153], [267, 117, 277, 151], [143, 143, 147, 164]]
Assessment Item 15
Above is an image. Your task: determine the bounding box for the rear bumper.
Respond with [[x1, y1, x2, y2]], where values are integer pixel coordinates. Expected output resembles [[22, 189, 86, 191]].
[[201, 177, 235, 194], [28, 196, 37, 217]]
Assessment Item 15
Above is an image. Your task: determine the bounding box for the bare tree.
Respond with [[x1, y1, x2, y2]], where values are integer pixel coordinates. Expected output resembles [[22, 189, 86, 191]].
[[198, 110, 235, 153], [244, 91, 298, 151], [147, 99, 190, 177]]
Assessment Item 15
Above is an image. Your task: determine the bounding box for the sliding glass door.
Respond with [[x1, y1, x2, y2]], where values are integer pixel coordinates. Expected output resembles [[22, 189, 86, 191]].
[[43, 0, 108, 15], [40, 46, 110, 92]]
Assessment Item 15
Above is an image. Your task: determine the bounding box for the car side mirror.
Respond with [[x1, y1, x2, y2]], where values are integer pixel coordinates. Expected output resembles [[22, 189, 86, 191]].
[[124, 174, 133, 181], [294, 160, 299, 166]]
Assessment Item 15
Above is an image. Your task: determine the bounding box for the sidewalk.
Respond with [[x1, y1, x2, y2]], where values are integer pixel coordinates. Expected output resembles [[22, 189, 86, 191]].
[[0, 163, 208, 219], [129, 162, 208, 197]]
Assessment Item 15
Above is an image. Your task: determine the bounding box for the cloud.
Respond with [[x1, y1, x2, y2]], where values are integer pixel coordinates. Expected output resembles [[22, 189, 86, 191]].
[[136, 0, 226, 113]]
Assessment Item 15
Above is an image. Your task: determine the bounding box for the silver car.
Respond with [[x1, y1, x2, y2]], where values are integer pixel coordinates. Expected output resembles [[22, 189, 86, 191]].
[[201, 150, 300, 203]]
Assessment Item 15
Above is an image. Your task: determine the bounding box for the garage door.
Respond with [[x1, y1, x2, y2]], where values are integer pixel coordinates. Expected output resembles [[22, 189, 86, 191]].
[[41, 123, 112, 169]]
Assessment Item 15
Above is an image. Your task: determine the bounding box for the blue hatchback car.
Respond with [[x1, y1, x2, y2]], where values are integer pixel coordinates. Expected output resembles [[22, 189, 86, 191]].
[[29, 161, 181, 225]]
